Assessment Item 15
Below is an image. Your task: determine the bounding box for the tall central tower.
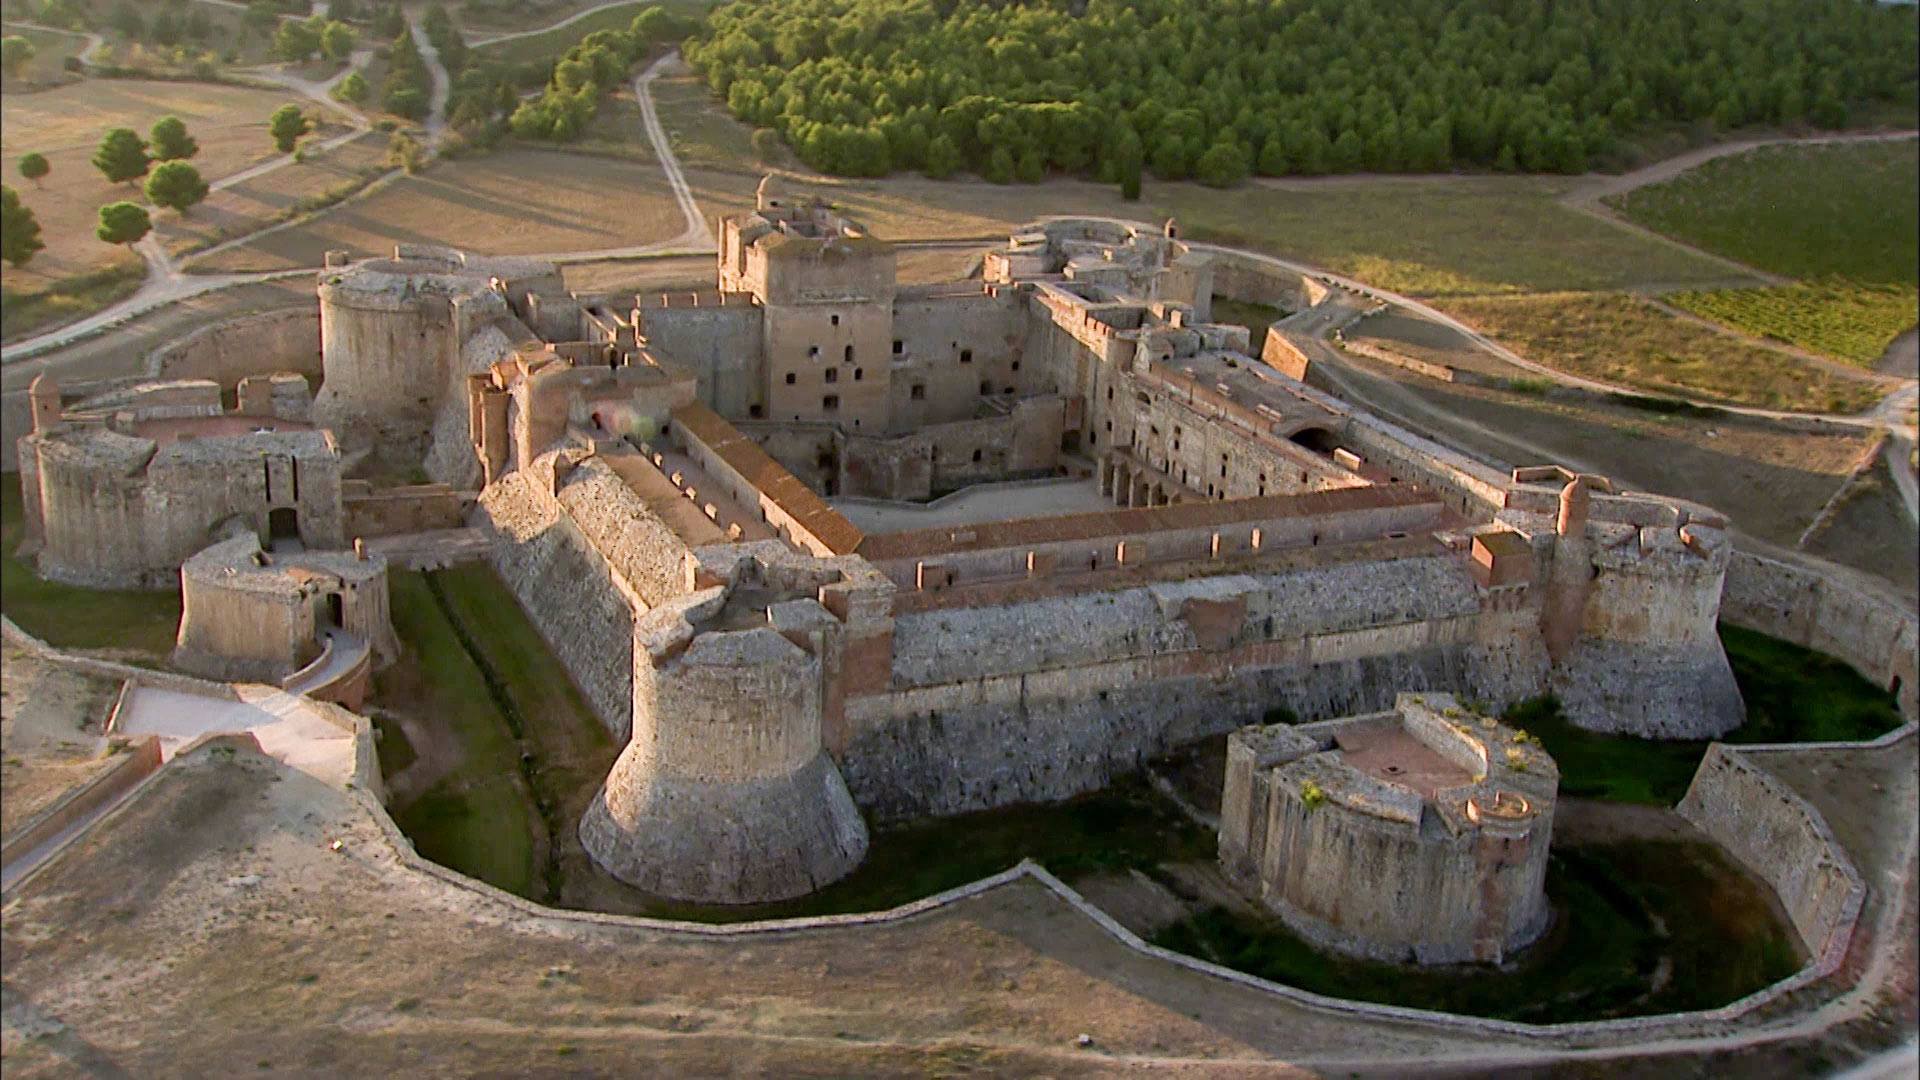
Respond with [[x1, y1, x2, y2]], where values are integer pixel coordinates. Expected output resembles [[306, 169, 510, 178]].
[[719, 179, 897, 433]]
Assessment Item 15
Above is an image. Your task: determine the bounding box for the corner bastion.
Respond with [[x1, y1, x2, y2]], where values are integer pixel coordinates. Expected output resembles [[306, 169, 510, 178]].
[[1219, 691, 1559, 965]]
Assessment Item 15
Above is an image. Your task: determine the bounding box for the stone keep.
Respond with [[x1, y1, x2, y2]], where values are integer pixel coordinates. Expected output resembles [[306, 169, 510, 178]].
[[1219, 692, 1558, 965]]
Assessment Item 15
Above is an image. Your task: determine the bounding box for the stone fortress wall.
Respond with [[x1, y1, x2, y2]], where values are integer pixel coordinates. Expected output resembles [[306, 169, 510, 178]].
[[19, 195, 1870, 912]]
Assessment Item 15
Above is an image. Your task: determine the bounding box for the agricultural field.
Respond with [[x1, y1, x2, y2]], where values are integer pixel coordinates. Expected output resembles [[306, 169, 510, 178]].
[[1441, 291, 1889, 413], [189, 148, 690, 272], [0, 76, 325, 336], [1664, 280, 1920, 368], [1610, 140, 1919, 283]]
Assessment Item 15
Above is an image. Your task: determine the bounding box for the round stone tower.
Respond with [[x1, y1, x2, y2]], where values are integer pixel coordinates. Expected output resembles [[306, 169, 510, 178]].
[[580, 615, 868, 905], [1219, 692, 1558, 965], [313, 258, 473, 449]]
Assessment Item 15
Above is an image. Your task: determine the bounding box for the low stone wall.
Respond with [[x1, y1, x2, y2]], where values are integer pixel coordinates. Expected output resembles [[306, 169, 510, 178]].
[[0, 735, 163, 871], [146, 306, 321, 388], [1720, 551, 1918, 720], [343, 483, 470, 539], [1677, 743, 1866, 964]]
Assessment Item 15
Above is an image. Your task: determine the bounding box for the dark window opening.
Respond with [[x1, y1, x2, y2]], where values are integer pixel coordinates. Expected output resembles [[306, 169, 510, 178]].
[[960, 349, 973, 364], [269, 507, 299, 542], [822, 395, 840, 411], [785, 372, 797, 385], [326, 592, 343, 628], [1011, 360, 1021, 371], [844, 345, 854, 363], [971, 449, 983, 463], [910, 384, 925, 400], [830, 314, 840, 327], [853, 367, 864, 381], [980, 381, 992, 395], [749, 404, 765, 418], [825, 368, 838, 383], [808, 345, 820, 359], [892, 339, 903, 354]]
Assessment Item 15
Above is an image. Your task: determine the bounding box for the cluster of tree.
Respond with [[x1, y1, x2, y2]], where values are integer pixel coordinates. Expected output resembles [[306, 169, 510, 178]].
[[508, 6, 693, 141], [110, 1, 218, 47], [2, 115, 222, 267], [273, 15, 358, 63], [382, 26, 433, 119], [687, 0, 1919, 189], [89, 117, 210, 223]]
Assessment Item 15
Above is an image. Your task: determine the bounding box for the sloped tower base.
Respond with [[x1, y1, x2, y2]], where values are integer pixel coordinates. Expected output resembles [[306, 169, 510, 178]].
[[1551, 640, 1745, 740], [579, 750, 869, 905]]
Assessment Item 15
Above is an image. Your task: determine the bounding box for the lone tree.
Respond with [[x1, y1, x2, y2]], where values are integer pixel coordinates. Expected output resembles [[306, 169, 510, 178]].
[[149, 116, 199, 161], [92, 128, 151, 185], [1, 34, 35, 78], [95, 200, 151, 247], [320, 21, 355, 62], [1, 186, 45, 267], [145, 161, 209, 214], [18, 152, 50, 187], [332, 70, 368, 104], [268, 104, 311, 153]]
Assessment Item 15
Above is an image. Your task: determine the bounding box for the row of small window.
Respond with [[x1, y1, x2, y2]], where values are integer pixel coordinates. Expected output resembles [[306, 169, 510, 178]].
[[787, 368, 865, 384], [809, 343, 983, 364]]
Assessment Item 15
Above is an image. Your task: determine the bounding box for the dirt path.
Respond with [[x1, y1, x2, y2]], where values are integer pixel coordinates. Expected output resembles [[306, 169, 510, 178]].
[[466, 0, 639, 47]]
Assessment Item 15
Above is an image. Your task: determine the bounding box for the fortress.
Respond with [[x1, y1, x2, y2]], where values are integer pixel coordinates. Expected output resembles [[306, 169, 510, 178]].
[[13, 181, 1750, 907]]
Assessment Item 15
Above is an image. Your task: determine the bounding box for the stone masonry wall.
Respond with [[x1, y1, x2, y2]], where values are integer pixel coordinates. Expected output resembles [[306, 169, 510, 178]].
[[1720, 551, 1918, 721], [842, 554, 1547, 820], [474, 467, 638, 737], [1677, 744, 1862, 960], [149, 307, 322, 388]]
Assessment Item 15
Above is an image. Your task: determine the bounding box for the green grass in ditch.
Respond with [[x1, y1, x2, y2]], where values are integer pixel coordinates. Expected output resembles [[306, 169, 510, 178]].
[[1152, 840, 1800, 1023], [377, 569, 538, 898], [1505, 623, 1904, 806], [641, 776, 1215, 924], [0, 472, 181, 659]]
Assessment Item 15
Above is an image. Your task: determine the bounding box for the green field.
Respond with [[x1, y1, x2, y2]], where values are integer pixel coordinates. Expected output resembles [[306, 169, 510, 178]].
[[1610, 140, 1920, 284], [1154, 839, 1799, 1023], [0, 472, 181, 660], [1665, 280, 1918, 367], [1440, 291, 1885, 413], [1504, 624, 1905, 806]]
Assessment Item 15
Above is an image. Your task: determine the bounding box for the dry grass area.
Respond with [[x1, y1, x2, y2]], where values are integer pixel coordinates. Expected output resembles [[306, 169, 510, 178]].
[[0, 640, 118, 835], [0, 78, 318, 287], [1440, 292, 1891, 414], [0, 23, 87, 90], [897, 247, 982, 284], [1802, 459, 1920, 599], [157, 132, 392, 264], [561, 254, 709, 296], [1, 279, 313, 392], [191, 149, 690, 271], [1346, 309, 1529, 380]]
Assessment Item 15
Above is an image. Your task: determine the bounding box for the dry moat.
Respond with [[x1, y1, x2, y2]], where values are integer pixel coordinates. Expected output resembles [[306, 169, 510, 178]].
[[371, 562, 1900, 1024]]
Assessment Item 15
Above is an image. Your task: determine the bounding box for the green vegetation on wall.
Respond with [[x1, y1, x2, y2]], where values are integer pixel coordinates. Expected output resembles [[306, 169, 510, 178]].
[[686, 0, 1918, 183]]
